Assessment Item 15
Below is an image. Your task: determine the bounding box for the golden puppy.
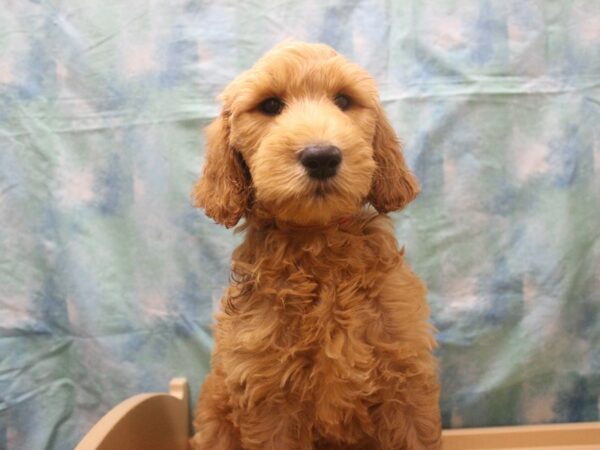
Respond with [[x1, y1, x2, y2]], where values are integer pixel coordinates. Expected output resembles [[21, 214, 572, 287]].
[[191, 42, 441, 450]]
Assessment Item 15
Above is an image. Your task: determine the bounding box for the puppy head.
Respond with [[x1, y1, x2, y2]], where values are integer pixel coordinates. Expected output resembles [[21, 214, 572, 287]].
[[193, 42, 419, 227]]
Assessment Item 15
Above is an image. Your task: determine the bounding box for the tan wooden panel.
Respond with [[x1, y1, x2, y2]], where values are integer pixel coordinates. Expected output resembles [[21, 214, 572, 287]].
[[76, 378, 190, 450], [442, 422, 600, 450]]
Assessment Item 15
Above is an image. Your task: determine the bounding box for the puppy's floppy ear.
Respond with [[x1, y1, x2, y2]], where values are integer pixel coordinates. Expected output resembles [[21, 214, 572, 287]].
[[368, 104, 420, 213], [192, 110, 251, 228]]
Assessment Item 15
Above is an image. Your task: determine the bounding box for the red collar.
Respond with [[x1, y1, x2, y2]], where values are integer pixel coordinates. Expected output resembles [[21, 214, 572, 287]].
[[334, 215, 355, 226], [276, 214, 357, 230]]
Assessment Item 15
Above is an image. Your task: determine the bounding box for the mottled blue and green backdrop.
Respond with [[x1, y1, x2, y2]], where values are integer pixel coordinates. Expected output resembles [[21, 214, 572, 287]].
[[1, 1, 599, 449]]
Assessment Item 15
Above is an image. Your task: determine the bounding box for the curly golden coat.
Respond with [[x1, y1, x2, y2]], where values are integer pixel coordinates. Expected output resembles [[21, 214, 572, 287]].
[[191, 42, 441, 450]]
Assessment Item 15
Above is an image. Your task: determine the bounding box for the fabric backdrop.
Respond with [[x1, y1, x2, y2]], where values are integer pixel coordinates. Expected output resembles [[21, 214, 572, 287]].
[[1, 1, 599, 448]]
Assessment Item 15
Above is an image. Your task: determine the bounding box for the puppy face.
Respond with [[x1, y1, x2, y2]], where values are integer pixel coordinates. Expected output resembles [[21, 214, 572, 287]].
[[194, 42, 419, 227]]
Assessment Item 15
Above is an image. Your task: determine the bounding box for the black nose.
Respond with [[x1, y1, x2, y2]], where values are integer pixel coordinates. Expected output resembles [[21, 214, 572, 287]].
[[299, 145, 342, 180]]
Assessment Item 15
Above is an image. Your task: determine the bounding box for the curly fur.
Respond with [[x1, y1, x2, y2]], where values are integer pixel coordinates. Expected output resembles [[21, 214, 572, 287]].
[[191, 42, 441, 450]]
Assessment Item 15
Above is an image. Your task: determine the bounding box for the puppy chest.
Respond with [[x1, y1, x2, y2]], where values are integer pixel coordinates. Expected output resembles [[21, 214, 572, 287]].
[[248, 274, 382, 393]]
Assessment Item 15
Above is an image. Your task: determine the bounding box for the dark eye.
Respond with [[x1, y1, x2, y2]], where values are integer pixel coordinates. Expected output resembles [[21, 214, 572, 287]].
[[334, 94, 351, 111], [259, 97, 284, 116]]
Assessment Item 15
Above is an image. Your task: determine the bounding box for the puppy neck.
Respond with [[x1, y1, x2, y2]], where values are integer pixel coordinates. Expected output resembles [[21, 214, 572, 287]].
[[243, 207, 379, 233]]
